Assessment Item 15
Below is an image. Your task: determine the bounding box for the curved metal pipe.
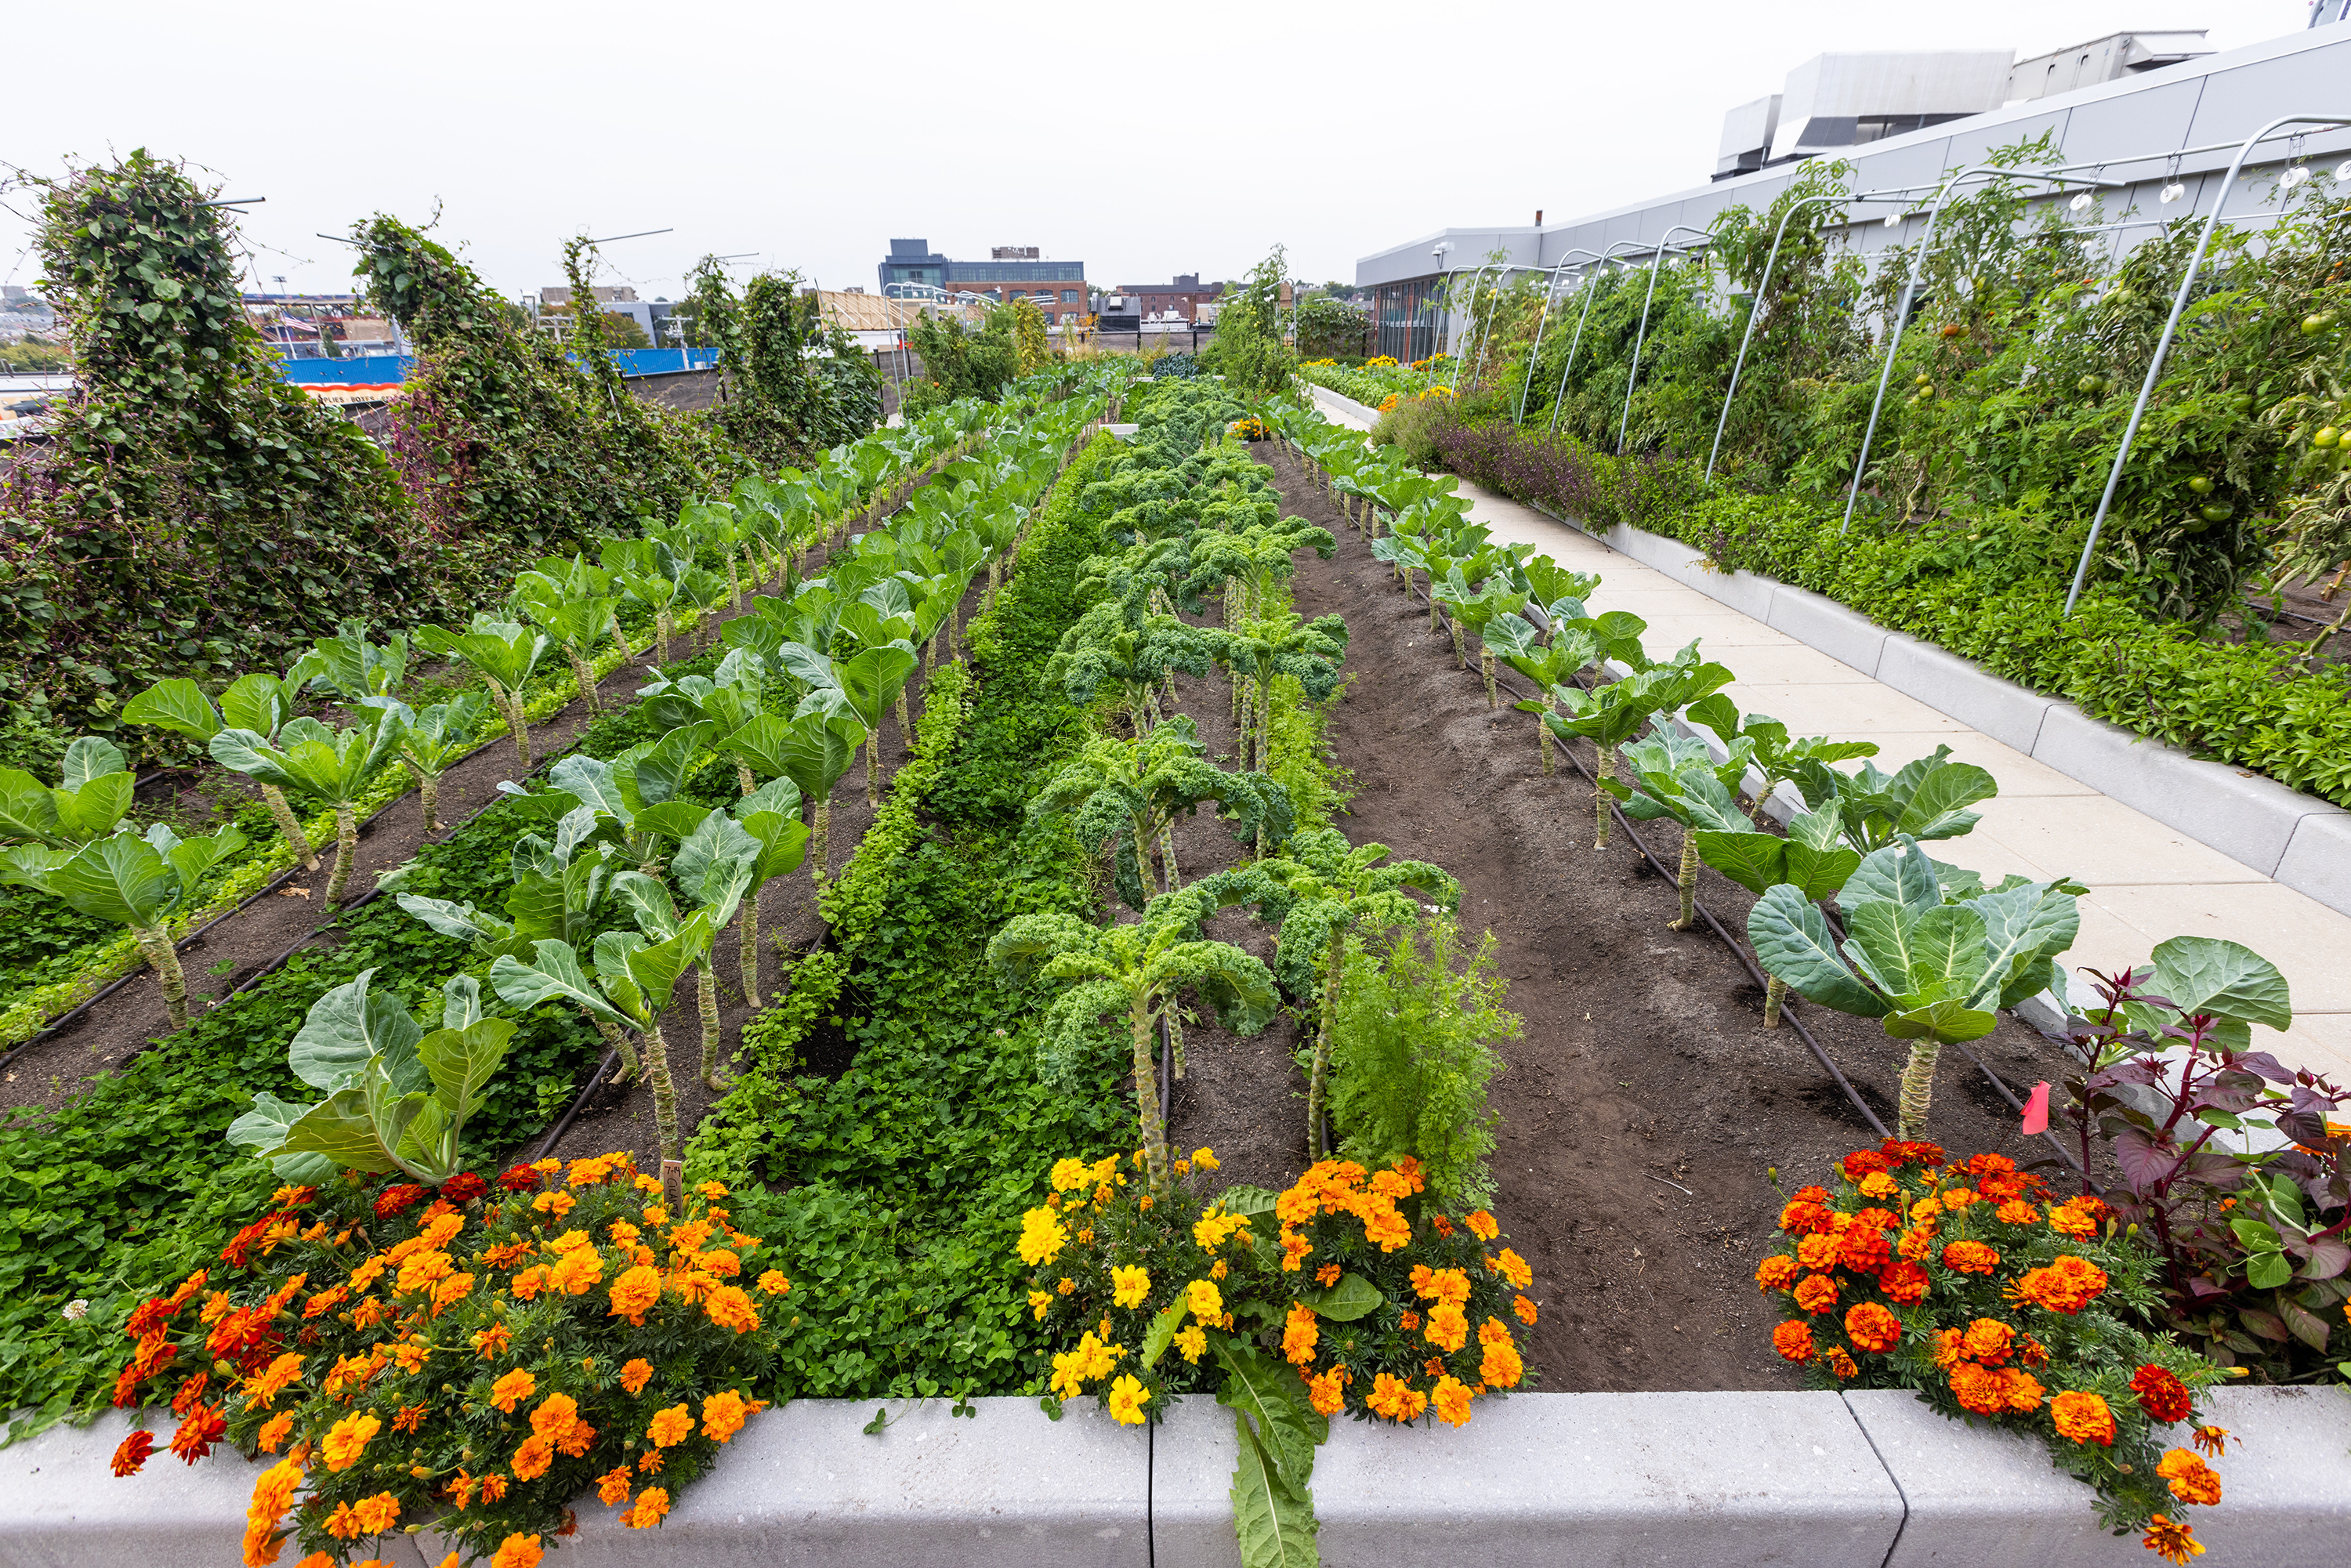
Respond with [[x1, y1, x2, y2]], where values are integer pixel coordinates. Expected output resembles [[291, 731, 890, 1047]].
[[2063, 113, 2351, 614], [1513, 250, 1607, 424], [1546, 243, 1646, 435], [1444, 263, 1500, 374], [1840, 165, 2122, 533], [1616, 226, 1714, 455], [1706, 194, 1848, 479], [1467, 264, 1535, 393]]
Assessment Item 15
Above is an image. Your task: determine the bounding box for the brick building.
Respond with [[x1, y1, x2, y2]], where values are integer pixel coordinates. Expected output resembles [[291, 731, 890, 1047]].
[[876, 240, 1089, 325]]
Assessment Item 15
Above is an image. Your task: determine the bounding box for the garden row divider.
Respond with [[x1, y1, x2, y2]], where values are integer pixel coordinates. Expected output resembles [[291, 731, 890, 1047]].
[[13, 1385, 2344, 1567]]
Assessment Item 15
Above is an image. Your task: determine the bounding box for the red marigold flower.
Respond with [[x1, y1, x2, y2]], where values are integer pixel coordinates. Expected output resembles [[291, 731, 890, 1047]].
[[1792, 1273, 1840, 1315], [220, 1219, 275, 1269], [2009, 1255, 2107, 1315], [1771, 1320, 1815, 1363], [497, 1164, 542, 1193], [1840, 1150, 1892, 1182], [1878, 1261, 1931, 1304], [1878, 1139, 1947, 1167], [1820, 1346, 1859, 1380], [1838, 1227, 1892, 1273], [1755, 1255, 1801, 1294], [2132, 1364, 2193, 1425], [1790, 1185, 1831, 1204], [374, 1184, 429, 1220], [1941, 1240, 2000, 1275], [110, 1429, 155, 1477], [125, 1298, 175, 1340], [439, 1172, 489, 1205], [1964, 1153, 2018, 1178], [1844, 1302, 1903, 1353], [2142, 1514, 2201, 1566], [168, 1405, 226, 1465], [1778, 1200, 1836, 1236]]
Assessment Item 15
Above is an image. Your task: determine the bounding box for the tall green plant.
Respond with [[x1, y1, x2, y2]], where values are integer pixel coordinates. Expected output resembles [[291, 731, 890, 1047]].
[[210, 711, 403, 904], [122, 674, 321, 871]]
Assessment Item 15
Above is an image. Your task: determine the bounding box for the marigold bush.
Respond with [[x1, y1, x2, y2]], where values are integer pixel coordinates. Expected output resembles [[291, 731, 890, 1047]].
[[103, 1154, 792, 1565], [1756, 1141, 2230, 1559], [1018, 1147, 1534, 1429]]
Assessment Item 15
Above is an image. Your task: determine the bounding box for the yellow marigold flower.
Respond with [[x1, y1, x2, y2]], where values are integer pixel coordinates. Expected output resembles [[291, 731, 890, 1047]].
[[1018, 1206, 1069, 1267], [1057, 1277, 1075, 1295], [1107, 1374, 1150, 1426], [1049, 1158, 1090, 1192], [1185, 1279, 1223, 1323], [1175, 1326, 1207, 1364], [321, 1411, 379, 1473], [531, 1191, 576, 1219], [1112, 1265, 1151, 1308], [1191, 1148, 1219, 1171], [1365, 1372, 1426, 1422], [608, 1266, 662, 1326], [1030, 1290, 1053, 1320]]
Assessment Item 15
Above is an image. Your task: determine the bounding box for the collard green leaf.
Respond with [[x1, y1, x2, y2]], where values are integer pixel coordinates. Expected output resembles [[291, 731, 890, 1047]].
[[279, 1088, 402, 1174], [2146, 937, 2292, 1032], [1292, 1273, 1382, 1323], [48, 833, 175, 927], [1748, 885, 1888, 1018], [491, 940, 633, 1030], [288, 969, 427, 1095], [1882, 999, 1998, 1044], [60, 737, 128, 791], [122, 678, 224, 742], [419, 1017, 514, 1126], [227, 1091, 311, 1157]]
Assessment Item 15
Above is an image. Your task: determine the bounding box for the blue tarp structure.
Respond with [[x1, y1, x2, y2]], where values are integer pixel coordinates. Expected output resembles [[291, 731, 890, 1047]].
[[277, 347, 721, 386]]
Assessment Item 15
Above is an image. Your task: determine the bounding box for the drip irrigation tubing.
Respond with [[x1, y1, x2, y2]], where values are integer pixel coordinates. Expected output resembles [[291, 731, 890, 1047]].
[[1288, 435, 2106, 1172]]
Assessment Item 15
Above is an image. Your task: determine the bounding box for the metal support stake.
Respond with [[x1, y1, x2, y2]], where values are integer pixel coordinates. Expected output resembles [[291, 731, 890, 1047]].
[[1616, 226, 1712, 455], [1513, 250, 1605, 424], [2063, 113, 2351, 614], [1706, 194, 1846, 478], [1841, 165, 2121, 533], [1547, 244, 1644, 435]]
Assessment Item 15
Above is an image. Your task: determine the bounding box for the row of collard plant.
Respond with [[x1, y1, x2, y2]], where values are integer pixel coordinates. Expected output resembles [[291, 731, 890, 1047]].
[[54, 382, 1118, 1567], [1276, 393, 2349, 1563], [987, 378, 1534, 1567]]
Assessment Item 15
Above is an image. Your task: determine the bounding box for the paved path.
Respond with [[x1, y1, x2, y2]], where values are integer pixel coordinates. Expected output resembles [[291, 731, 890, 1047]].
[[1306, 388, 2351, 1083]]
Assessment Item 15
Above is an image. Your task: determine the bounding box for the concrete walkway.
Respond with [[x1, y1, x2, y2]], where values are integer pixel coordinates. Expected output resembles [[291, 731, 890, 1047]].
[[1306, 389, 2351, 1084]]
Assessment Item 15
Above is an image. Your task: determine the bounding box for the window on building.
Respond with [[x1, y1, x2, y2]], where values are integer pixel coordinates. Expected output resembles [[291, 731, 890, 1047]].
[[1060, 289, 1079, 302]]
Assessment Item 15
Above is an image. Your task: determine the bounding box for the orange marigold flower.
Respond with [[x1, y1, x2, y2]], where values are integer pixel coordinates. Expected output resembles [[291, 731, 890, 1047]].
[[1277, 1231, 1313, 1273], [1282, 1305, 1319, 1367], [597, 1465, 634, 1507], [1315, 1263, 1342, 1287], [2132, 1364, 2193, 1424], [1479, 1336, 1524, 1389], [1463, 1210, 1499, 1242], [622, 1487, 671, 1529], [353, 1493, 400, 1534], [476, 1472, 509, 1505], [1941, 1240, 2000, 1275], [1995, 1200, 2039, 1225], [608, 1266, 662, 1327], [2141, 1514, 2203, 1564], [1779, 1200, 1835, 1235], [110, 1429, 155, 1476], [1424, 1302, 1469, 1353], [1844, 1302, 1903, 1353], [1771, 1320, 1815, 1363], [1793, 1273, 1841, 1315], [1362, 1205, 1411, 1252], [2157, 1449, 2222, 1508], [702, 1389, 757, 1444], [510, 1266, 546, 1302], [321, 1411, 379, 1473], [1306, 1367, 1346, 1417], [531, 1392, 582, 1444], [393, 1403, 429, 1435], [1999, 1368, 2045, 1413], [1795, 1233, 1839, 1272], [324, 1502, 364, 1541], [546, 1249, 603, 1296], [1400, 1311, 1420, 1331], [647, 1405, 693, 1448], [1489, 1249, 1532, 1289], [1431, 1374, 1473, 1428], [1962, 1318, 2015, 1364], [245, 1353, 304, 1410], [1820, 1346, 1860, 1380], [489, 1534, 542, 1568], [2051, 1390, 2117, 1447], [2190, 1424, 2231, 1456], [257, 1412, 293, 1454], [1838, 1227, 1891, 1273], [704, 1284, 759, 1334], [491, 1368, 536, 1413], [2009, 1255, 2108, 1315], [757, 1269, 791, 1297], [472, 1324, 513, 1360], [1430, 1215, 1454, 1238], [1513, 1294, 1538, 1326], [1365, 1372, 1428, 1421], [1898, 1225, 1938, 1263], [621, 1358, 654, 1396], [638, 1449, 665, 1474], [1949, 1363, 2009, 1416], [512, 1436, 554, 1482]]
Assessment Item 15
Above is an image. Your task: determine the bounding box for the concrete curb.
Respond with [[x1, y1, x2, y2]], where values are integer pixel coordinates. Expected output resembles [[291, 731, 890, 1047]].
[[1547, 512, 2351, 919], [1306, 383, 1382, 427], [15, 1389, 2343, 1566]]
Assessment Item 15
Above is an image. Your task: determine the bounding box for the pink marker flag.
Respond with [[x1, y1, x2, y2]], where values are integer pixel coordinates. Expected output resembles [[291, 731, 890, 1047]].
[[2020, 1081, 2051, 1136]]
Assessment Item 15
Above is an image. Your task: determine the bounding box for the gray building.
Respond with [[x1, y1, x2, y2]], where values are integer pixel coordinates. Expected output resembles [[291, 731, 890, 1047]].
[[877, 239, 1089, 323], [1357, 22, 2351, 363]]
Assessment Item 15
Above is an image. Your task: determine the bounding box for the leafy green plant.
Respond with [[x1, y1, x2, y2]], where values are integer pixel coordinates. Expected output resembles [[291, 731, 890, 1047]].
[[415, 615, 551, 772], [719, 709, 864, 878], [211, 712, 402, 904], [122, 674, 321, 871], [988, 881, 1280, 1182], [364, 691, 491, 832], [1693, 805, 1860, 1026], [1542, 652, 1732, 849], [1748, 838, 2080, 1135], [226, 968, 511, 1184], [1326, 916, 1519, 1206]]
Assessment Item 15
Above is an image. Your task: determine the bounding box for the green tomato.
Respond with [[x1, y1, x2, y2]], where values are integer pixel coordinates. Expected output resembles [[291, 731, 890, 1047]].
[[2077, 375, 2103, 395], [1914, 373, 1931, 387], [2187, 476, 2214, 494], [2197, 503, 2233, 523], [1917, 385, 1935, 400], [2302, 313, 2337, 336], [2317, 426, 2342, 448]]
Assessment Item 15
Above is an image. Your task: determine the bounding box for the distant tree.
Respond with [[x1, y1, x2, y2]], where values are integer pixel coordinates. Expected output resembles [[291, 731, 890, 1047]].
[[600, 310, 652, 349]]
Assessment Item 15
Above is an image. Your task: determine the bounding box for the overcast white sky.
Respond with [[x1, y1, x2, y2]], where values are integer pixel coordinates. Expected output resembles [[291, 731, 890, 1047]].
[[0, 2, 2309, 305]]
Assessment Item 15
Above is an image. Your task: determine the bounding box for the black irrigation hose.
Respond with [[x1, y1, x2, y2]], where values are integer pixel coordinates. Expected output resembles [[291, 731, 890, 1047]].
[[1279, 443, 1909, 1138], [1290, 440, 2108, 1169]]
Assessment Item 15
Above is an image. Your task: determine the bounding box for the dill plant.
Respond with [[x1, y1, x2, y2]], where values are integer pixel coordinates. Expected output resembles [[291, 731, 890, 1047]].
[[1325, 916, 1517, 1208]]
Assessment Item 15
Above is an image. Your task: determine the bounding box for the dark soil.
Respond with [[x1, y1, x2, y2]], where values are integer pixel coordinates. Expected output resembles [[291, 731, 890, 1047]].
[[1166, 439, 2089, 1396]]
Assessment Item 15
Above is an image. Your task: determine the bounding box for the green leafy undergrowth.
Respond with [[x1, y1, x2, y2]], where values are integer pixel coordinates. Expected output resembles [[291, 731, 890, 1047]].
[[690, 431, 1145, 1400], [0, 625, 744, 1438]]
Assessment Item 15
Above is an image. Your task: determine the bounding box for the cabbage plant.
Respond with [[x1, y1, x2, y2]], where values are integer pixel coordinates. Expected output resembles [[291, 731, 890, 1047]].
[[227, 969, 510, 1185], [1748, 838, 2081, 1137], [415, 616, 549, 772], [123, 674, 321, 871], [1693, 806, 1861, 1027], [212, 711, 402, 904]]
